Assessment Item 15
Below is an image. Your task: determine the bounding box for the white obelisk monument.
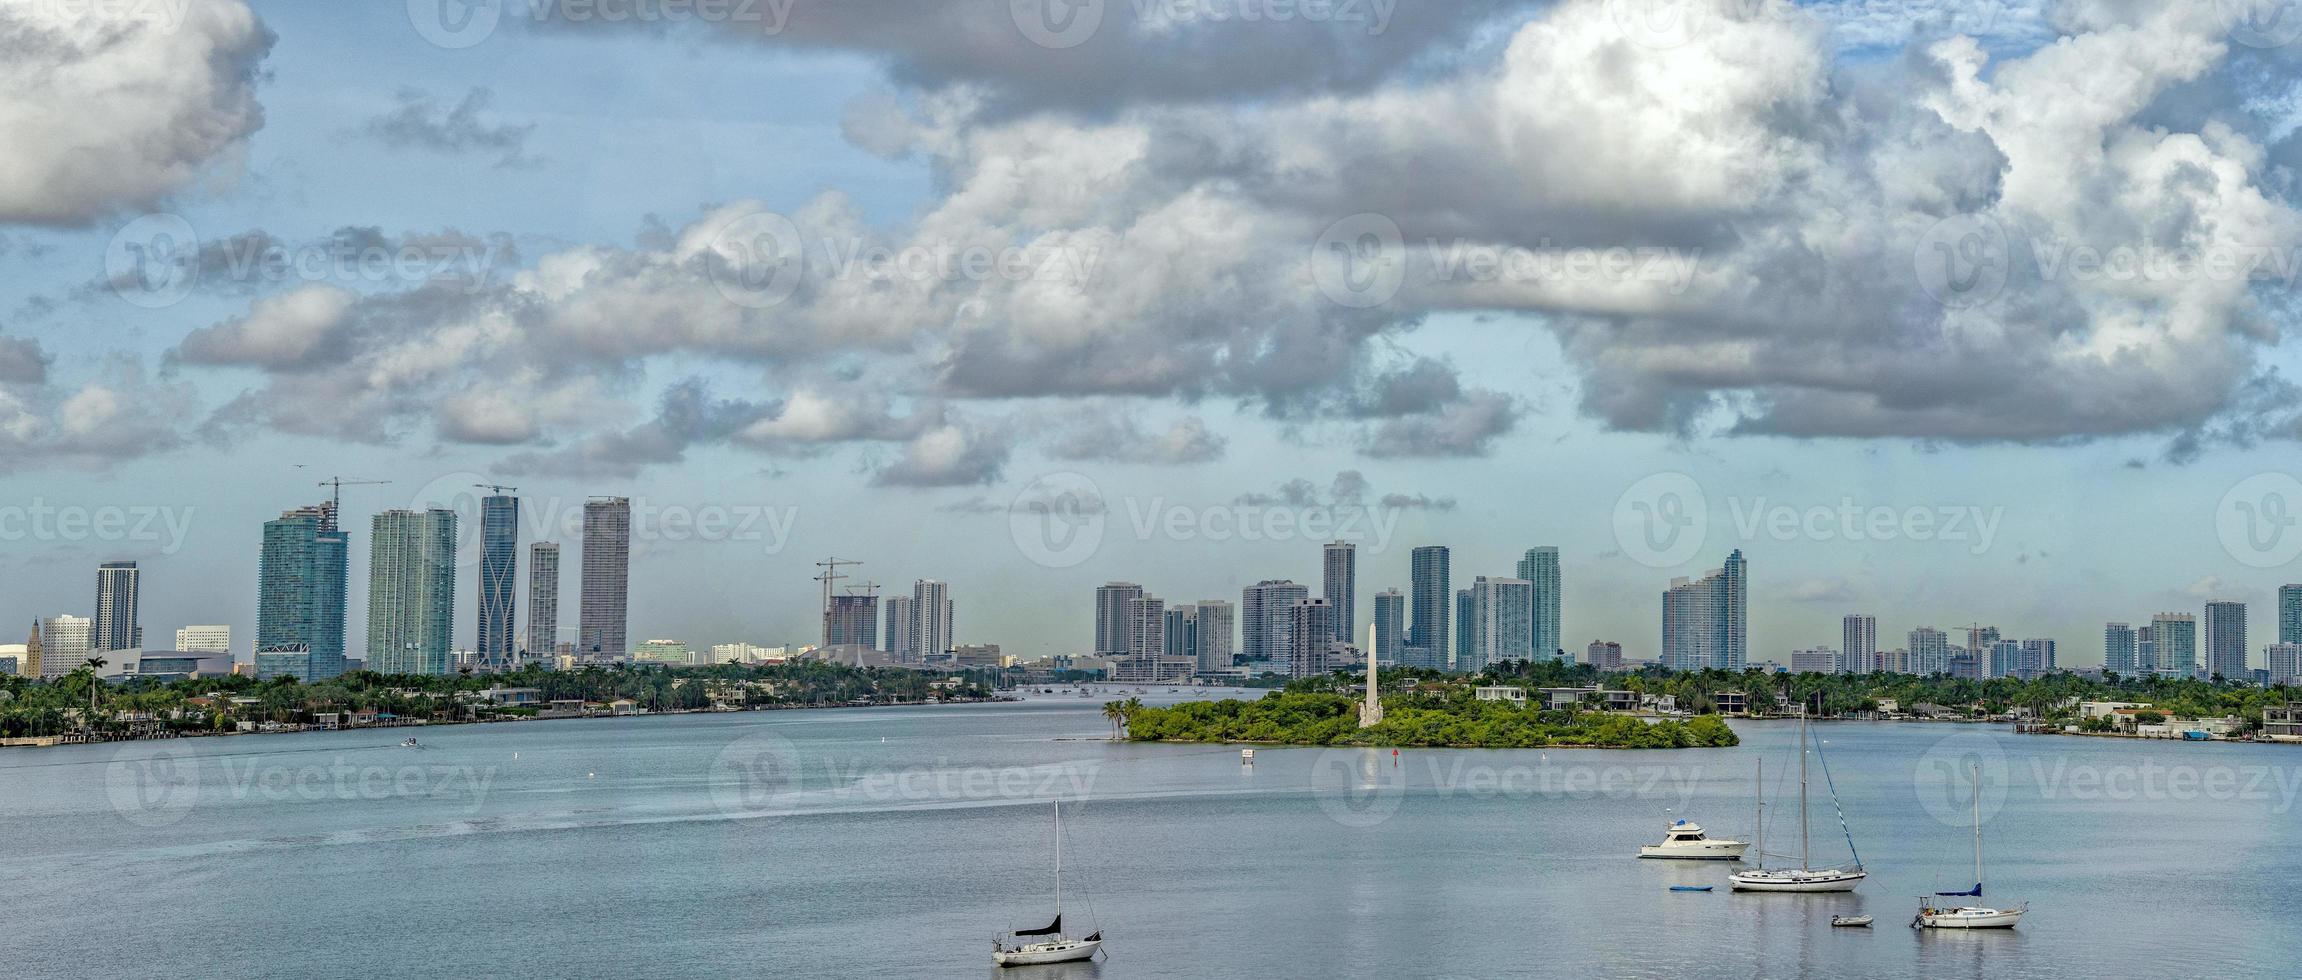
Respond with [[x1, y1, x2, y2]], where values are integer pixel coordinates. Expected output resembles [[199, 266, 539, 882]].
[[1358, 622, 1383, 727]]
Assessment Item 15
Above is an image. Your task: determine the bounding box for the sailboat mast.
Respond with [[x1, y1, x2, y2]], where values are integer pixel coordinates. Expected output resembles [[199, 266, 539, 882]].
[[1752, 757, 1765, 870], [1971, 762, 1982, 891], [1053, 799, 1063, 919], [1799, 705, 1811, 871]]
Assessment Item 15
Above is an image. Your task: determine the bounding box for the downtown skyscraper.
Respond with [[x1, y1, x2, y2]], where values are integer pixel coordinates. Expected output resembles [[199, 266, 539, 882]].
[[1371, 588, 1404, 666], [1193, 600, 1236, 673], [367, 508, 457, 675], [2204, 600, 2248, 681], [579, 497, 631, 660], [1241, 579, 1309, 665], [1322, 541, 1356, 644], [1093, 582, 1144, 656], [1661, 550, 1746, 671], [2282, 584, 2302, 644], [527, 542, 559, 657], [257, 502, 348, 680], [1465, 576, 1534, 673], [1842, 614, 1877, 675], [475, 493, 520, 665], [93, 560, 141, 653], [885, 594, 916, 661], [1515, 546, 1560, 659], [1407, 545, 1450, 670], [912, 579, 953, 659]]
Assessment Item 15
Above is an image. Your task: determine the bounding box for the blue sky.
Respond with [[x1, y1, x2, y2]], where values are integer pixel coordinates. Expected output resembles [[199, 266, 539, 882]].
[[4, 0, 2302, 665]]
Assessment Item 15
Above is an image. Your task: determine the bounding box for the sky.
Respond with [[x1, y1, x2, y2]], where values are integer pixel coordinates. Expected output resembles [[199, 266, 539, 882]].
[[4, 0, 2302, 666]]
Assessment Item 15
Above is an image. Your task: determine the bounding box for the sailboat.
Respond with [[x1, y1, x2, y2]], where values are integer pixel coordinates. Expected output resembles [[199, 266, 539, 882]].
[[1730, 706, 1867, 892], [993, 800, 1104, 966], [1914, 763, 2026, 929]]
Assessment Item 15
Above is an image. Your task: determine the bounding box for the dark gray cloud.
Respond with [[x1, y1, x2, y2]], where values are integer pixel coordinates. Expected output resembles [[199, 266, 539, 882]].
[[363, 87, 539, 168], [0, 336, 49, 384], [498, 379, 769, 478]]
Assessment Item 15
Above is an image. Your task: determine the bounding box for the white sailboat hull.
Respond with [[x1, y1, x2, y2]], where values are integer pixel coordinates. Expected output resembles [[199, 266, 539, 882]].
[[994, 938, 1101, 966], [1729, 868, 1867, 892], [1917, 905, 2024, 929], [1638, 839, 1749, 860]]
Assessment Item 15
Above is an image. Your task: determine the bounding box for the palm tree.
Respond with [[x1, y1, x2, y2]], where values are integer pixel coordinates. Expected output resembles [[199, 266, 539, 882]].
[[1101, 701, 1124, 740], [81, 656, 107, 718]]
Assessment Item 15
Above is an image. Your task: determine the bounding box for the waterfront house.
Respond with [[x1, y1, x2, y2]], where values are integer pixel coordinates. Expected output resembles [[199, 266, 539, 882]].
[[1474, 686, 1528, 703], [1715, 692, 1749, 717], [2263, 704, 2302, 741]]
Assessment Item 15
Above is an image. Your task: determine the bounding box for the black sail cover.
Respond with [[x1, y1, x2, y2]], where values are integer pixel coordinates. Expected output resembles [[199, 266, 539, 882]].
[[1014, 915, 1061, 937]]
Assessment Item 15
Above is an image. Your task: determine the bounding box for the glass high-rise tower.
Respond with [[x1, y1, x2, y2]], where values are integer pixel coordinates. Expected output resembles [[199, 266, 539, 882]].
[[475, 493, 519, 665], [368, 508, 457, 675], [1371, 588, 1404, 665], [1322, 541, 1356, 644], [258, 503, 348, 680], [1516, 547, 1560, 660], [579, 497, 631, 660], [527, 542, 560, 658], [1408, 546, 1450, 670], [93, 560, 141, 652], [2204, 601, 2247, 681]]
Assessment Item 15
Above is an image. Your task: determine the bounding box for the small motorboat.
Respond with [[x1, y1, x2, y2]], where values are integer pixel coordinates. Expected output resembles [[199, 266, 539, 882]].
[[400, 737, 420, 748], [1638, 819, 1749, 861], [1669, 885, 1713, 892], [1832, 915, 1873, 928]]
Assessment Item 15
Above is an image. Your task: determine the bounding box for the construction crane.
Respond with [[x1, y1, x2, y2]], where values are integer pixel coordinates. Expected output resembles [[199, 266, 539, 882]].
[[317, 477, 391, 529], [473, 483, 519, 496], [813, 557, 862, 649]]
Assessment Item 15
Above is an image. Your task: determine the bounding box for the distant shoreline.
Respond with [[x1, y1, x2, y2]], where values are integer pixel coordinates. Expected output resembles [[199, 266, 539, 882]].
[[0, 695, 1022, 750]]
